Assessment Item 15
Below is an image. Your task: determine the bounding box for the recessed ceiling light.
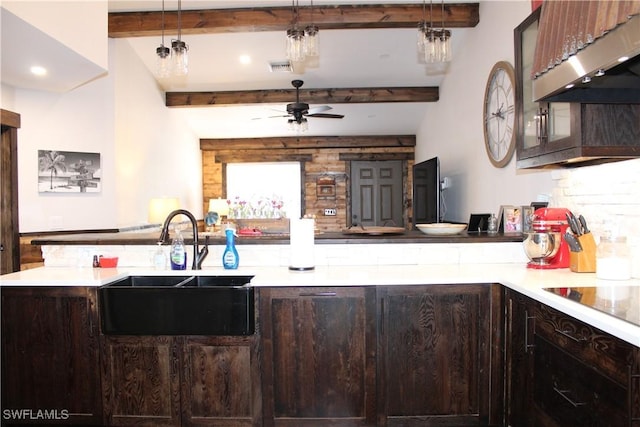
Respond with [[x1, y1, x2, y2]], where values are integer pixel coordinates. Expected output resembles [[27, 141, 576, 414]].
[[30, 66, 47, 76], [239, 55, 251, 65], [618, 55, 629, 63]]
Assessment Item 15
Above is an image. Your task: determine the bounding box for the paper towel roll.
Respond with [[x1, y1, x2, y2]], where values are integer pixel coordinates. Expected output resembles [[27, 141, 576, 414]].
[[289, 218, 315, 271]]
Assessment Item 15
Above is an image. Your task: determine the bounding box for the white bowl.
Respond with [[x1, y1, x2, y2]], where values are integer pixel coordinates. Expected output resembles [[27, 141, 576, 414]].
[[416, 223, 467, 236]]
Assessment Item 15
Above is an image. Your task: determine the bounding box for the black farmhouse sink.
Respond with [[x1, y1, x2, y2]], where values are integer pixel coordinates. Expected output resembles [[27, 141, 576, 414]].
[[99, 275, 254, 335]]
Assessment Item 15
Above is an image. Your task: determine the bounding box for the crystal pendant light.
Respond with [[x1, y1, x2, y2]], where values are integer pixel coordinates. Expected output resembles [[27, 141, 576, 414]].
[[304, 0, 319, 57], [286, 27, 306, 62], [437, 0, 452, 63], [286, 0, 320, 63], [155, 0, 170, 77], [417, 0, 452, 64], [171, 0, 189, 76]]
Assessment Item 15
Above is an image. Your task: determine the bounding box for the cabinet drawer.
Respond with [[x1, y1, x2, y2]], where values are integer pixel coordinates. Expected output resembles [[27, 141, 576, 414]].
[[534, 302, 634, 385], [534, 336, 627, 426]]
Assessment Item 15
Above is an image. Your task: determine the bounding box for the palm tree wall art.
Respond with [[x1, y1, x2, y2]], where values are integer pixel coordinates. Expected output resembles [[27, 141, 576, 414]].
[[38, 150, 101, 193]]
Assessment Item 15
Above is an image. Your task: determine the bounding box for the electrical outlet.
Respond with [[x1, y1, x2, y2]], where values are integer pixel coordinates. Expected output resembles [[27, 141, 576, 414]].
[[324, 208, 337, 216]]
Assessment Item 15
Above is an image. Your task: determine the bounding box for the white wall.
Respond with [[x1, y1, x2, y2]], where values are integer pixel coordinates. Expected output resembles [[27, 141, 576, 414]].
[[14, 74, 117, 231], [112, 38, 202, 227], [416, 0, 639, 256], [6, 40, 201, 232], [2, 0, 108, 70], [417, 0, 553, 222]]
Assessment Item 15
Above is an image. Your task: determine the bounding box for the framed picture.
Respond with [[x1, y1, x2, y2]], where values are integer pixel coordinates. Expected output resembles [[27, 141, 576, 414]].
[[38, 149, 101, 193], [501, 205, 523, 234], [467, 213, 491, 233], [521, 205, 534, 232]]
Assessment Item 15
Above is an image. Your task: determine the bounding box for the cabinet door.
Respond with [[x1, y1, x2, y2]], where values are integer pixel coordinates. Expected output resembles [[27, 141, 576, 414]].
[[504, 288, 535, 426], [377, 284, 502, 427], [1, 286, 102, 424], [181, 336, 261, 427], [260, 287, 377, 427], [101, 336, 181, 426]]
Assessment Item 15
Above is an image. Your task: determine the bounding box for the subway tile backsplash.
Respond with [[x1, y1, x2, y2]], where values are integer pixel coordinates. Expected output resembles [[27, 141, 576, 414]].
[[550, 157, 640, 276]]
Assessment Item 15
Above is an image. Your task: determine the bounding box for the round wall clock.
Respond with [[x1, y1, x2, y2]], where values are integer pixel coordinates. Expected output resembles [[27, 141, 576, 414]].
[[483, 61, 516, 168]]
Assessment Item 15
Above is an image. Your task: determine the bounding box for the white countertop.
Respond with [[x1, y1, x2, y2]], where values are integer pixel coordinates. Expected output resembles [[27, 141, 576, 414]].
[[2, 264, 639, 347]]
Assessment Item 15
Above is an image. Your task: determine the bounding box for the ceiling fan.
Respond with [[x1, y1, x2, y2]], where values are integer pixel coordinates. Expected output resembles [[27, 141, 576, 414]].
[[255, 80, 344, 125]]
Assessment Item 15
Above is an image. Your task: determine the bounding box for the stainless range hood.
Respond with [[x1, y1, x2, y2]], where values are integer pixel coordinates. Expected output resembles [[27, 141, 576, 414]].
[[532, 15, 640, 103]]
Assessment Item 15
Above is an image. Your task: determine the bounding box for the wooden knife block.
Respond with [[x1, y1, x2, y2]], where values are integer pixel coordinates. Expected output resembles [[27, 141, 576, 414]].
[[569, 233, 597, 273]]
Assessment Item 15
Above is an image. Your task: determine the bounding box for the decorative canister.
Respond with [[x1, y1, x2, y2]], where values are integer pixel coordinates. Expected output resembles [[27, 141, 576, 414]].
[[596, 235, 631, 280]]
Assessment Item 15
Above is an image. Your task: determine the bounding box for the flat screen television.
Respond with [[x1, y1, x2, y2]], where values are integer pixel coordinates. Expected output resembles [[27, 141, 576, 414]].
[[412, 156, 441, 227]]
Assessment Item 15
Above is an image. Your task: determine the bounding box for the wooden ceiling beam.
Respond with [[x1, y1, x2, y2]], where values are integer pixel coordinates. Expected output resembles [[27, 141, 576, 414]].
[[108, 3, 479, 37], [167, 86, 438, 107], [200, 135, 416, 150]]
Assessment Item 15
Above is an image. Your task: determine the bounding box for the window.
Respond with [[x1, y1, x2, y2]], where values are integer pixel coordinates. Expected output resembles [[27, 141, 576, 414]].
[[226, 162, 301, 219]]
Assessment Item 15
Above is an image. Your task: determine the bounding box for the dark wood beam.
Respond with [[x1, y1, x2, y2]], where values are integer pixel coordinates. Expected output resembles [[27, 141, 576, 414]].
[[168, 87, 438, 107], [200, 135, 416, 150], [108, 3, 479, 37]]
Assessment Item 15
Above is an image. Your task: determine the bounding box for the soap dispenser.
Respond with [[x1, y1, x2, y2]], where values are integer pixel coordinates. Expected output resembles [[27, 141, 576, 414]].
[[222, 227, 239, 269], [170, 229, 187, 270]]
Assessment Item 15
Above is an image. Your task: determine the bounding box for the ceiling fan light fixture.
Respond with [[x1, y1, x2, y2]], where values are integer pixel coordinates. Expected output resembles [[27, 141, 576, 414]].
[[288, 117, 308, 133]]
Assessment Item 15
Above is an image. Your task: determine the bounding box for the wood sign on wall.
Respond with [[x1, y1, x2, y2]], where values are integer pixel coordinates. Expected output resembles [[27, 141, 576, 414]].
[[316, 176, 336, 200]]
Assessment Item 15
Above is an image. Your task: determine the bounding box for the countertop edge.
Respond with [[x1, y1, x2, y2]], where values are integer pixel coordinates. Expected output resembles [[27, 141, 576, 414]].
[[1, 265, 638, 347]]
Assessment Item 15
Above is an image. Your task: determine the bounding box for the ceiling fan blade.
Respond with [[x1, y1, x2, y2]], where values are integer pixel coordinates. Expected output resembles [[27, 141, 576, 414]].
[[307, 113, 345, 119], [308, 105, 332, 114], [251, 114, 289, 120]]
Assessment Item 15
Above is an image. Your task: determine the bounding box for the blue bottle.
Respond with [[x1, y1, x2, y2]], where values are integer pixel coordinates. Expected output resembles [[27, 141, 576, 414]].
[[222, 228, 239, 269], [170, 230, 187, 270]]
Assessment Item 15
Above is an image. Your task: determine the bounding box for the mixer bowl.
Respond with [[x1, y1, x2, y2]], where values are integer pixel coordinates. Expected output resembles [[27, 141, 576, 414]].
[[523, 232, 561, 266]]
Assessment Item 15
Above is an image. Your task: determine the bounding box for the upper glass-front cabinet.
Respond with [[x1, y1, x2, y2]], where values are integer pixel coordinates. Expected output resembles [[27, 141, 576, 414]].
[[514, 8, 575, 167]]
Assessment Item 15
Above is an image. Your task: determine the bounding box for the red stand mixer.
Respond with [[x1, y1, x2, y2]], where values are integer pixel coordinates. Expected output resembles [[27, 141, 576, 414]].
[[524, 207, 571, 269]]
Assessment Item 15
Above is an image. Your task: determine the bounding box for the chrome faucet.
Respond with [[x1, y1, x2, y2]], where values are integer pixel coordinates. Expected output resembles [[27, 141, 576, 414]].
[[159, 209, 209, 270]]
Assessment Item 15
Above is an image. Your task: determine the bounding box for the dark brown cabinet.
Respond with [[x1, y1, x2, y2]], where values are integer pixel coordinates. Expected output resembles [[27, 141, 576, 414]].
[[181, 335, 261, 426], [514, 9, 640, 169], [101, 335, 181, 426], [260, 286, 377, 426], [377, 284, 503, 426], [505, 289, 640, 427], [1, 286, 102, 425]]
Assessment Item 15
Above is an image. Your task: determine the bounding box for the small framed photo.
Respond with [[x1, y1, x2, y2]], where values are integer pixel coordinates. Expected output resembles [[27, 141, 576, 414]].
[[502, 206, 523, 234], [521, 205, 534, 232]]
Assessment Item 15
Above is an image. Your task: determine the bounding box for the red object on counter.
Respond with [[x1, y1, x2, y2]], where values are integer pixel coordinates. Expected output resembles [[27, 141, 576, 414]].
[[527, 207, 571, 270], [99, 256, 119, 268], [237, 228, 262, 236]]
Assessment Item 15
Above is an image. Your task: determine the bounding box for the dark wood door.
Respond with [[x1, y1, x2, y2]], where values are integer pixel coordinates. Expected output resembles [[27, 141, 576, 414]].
[[101, 335, 181, 426], [351, 161, 403, 227], [504, 288, 535, 426], [1, 286, 103, 424], [377, 284, 502, 426], [0, 109, 20, 274], [181, 335, 261, 427], [260, 286, 377, 427]]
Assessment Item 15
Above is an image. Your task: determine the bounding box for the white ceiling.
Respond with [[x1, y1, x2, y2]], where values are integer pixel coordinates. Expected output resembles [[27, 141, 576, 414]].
[[2, 1, 476, 138]]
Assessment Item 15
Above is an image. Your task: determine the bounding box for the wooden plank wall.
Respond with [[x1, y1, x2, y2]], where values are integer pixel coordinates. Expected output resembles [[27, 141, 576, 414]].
[[201, 137, 415, 232]]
